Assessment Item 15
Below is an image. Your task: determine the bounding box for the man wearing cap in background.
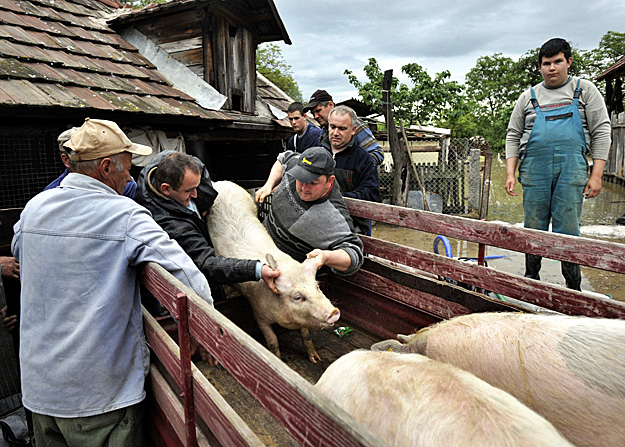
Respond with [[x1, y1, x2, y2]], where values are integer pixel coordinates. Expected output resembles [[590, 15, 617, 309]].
[[262, 146, 364, 275], [285, 101, 323, 153], [12, 118, 212, 447], [304, 89, 384, 166]]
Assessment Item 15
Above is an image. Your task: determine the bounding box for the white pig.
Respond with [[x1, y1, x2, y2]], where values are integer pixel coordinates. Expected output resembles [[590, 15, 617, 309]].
[[371, 312, 625, 447], [206, 180, 340, 362], [315, 350, 574, 447]]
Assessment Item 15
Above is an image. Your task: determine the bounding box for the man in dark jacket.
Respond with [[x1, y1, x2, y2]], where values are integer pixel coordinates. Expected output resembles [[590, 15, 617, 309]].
[[136, 151, 279, 301], [285, 102, 323, 153]]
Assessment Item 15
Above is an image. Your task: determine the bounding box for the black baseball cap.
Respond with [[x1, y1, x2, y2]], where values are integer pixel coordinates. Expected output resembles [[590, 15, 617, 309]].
[[288, 147, 335, 183], [303, 89, 333, 112]]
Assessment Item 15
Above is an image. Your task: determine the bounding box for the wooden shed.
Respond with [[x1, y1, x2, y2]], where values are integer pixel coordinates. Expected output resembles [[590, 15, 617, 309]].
[[0, 0, 294, 209]]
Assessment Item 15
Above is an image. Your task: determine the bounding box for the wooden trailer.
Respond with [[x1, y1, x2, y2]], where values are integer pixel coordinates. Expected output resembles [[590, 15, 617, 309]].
[[141, 197, 625, 447]]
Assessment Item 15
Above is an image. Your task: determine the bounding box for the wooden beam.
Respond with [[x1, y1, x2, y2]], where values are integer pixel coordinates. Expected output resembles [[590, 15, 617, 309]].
[[345, 199, 625, 273], [143, 308, 265, 447], [360, 236, 625, 319]]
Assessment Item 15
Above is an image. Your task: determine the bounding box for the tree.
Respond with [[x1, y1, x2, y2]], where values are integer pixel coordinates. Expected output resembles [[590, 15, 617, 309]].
[[344, 58, 463, 127], [588, 31, 625, 74], [256, 43, 302, 102]]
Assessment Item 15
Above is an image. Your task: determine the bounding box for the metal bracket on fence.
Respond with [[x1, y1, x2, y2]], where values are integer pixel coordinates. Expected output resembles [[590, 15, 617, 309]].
[[175, 292, 197, 447]]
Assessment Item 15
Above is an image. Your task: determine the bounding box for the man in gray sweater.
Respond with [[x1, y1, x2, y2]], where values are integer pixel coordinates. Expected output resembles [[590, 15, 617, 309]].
[[505, 38, 611, 290], [262, 146, 364, 276]]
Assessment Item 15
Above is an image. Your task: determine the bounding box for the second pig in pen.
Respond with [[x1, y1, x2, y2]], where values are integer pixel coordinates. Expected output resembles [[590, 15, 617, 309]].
[[372, 312, 625, 447], [206, 181, 340, 362]]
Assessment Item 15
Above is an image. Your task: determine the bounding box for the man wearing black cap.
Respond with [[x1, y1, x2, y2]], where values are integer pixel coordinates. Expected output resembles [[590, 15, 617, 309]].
[[304, 89, 384, 165], [263, 147, 364, 275]]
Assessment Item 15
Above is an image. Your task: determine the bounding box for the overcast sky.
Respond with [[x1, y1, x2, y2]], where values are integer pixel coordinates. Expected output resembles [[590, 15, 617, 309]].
[[271, 0, 625, 103]]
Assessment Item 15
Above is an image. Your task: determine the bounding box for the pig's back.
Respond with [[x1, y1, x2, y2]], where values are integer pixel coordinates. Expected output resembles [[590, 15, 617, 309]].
[[316, 350, 573, 447], [207, 181, 282, 262]]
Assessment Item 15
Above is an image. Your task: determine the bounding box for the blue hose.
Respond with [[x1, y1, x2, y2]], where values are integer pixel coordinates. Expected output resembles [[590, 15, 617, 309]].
[[433, 235, 453, 258]]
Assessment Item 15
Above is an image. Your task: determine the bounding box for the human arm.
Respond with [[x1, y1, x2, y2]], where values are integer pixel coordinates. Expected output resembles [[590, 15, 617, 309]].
[[341, 154, 380, 202], [167, 220, 260, 286], [306, 248, 352, 272], [584, 159, 606, 199], [255, 160, 283, 203], [505, 157, 518, 196], [260, 264, 280, 294], [0, 256, 19, 280]]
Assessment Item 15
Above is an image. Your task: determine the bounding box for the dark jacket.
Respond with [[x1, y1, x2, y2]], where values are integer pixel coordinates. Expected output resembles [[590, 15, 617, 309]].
[[286, 123, 323, 153], [136, 151, 258, 300], [320, 135, 380, 203]]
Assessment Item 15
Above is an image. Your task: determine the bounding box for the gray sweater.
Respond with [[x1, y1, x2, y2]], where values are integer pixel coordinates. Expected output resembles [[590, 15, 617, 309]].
[[263, 151, 364, 276], [506, 76, 611, 160]]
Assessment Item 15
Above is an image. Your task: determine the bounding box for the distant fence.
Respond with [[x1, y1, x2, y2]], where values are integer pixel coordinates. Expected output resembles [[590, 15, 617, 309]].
[[378, 137, 478, 214], [605, 112, 625, 185]]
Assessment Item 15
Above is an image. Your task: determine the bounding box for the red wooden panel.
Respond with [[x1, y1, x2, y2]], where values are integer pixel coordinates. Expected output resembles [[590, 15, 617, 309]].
[[140, 263, 385, 447], [345, 269, 473, 319], [326, 276, 440, 339], [361, 236, 625, 319], [346, 198, 625, 273], [143, 308, 264, 447]]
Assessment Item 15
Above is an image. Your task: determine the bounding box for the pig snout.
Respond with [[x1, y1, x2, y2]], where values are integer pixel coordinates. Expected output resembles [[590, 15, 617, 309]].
[[326, 307, 340, 325]]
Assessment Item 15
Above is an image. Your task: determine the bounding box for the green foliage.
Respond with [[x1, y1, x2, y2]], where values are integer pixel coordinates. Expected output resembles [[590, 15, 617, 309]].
[[256, 43, 303, 102], [344, 58, 463, 127], [588, 31, 625, 74]]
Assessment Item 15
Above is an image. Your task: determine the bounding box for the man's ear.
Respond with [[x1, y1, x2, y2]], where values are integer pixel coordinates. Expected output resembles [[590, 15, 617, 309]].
[[328, 100, 335, 108], [160, 183, 172, 197], [100, 158, 113, 176]]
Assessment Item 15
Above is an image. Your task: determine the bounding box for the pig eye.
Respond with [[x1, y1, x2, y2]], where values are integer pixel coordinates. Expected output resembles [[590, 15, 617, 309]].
[[293, 293, 305, 303]]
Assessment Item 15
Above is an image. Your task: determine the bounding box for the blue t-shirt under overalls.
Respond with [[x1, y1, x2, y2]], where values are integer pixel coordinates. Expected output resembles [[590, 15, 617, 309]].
[[518, 79, 588, 237]]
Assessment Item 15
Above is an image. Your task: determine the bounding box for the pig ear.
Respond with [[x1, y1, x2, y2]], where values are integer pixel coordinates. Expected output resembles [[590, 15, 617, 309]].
[[397, 333, 412, 343], [266, 253, 278, 270], [302, 258, 318, 277], [371, 339, 410, 353]]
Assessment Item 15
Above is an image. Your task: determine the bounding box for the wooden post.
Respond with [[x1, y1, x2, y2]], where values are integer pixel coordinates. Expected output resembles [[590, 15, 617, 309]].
[[382, 69, 409, 206], [176, 292, 197, 447], [399, 121, 430, 211]]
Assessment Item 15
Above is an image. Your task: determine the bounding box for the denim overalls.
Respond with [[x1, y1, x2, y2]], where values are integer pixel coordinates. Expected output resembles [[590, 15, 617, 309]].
[[518, 79, 587, 290]]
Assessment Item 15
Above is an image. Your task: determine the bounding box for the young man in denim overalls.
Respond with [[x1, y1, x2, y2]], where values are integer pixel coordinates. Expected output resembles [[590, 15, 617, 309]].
[[505, 38, 611, 290]]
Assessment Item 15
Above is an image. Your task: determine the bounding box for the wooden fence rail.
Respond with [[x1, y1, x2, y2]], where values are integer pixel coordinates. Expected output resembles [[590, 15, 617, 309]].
[[605, 111, 625, 184]]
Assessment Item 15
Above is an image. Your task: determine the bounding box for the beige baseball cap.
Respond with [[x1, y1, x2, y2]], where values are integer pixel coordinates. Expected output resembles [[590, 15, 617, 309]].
[[65, 118, 152, 161]]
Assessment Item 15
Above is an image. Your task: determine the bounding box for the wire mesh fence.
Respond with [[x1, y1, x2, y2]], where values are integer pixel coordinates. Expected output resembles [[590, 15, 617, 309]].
[[0, 129, 62, 209], [378, 137, 477, 214], [0, 284, 21, 418]]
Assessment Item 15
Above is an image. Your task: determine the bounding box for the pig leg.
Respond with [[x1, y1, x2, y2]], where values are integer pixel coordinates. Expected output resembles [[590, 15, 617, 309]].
[[300, 327, 320, 363], [258, 322, 281, 359]]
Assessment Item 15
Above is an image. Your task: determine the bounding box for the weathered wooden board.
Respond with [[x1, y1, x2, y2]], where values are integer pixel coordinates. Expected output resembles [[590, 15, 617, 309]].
[[143, 308, 265, 447], [142, 263, 386, 447], [148, 364, 211, 447], [360, 236, 625, 319], [346, 198, 625, 273]]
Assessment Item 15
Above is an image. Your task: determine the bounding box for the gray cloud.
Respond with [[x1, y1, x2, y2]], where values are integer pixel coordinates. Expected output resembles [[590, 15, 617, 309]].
[[272, 0, 625, 102]]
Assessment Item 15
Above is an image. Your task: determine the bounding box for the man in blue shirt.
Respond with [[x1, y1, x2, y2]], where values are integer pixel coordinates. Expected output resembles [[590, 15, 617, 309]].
[[12, 118, 212, 447]]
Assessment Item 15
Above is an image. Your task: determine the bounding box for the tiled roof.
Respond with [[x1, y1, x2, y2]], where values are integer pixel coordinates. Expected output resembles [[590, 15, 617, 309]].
[[0, 0, 228, 120]]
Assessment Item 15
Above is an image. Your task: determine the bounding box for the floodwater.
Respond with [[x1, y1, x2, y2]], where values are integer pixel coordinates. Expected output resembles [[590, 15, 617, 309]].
[[371, 156, 625, 302]]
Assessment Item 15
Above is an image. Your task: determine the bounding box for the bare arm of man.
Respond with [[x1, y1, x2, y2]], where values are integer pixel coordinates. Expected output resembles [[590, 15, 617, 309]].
[[255, 161, 284, 203], [306, 248, 352, 272]]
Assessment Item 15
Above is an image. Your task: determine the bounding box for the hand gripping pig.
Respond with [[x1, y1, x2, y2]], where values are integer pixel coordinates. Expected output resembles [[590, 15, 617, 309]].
[[371, 312, 625, 447], [315, 350, 574, 447], [206, 181, 340, 362]]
